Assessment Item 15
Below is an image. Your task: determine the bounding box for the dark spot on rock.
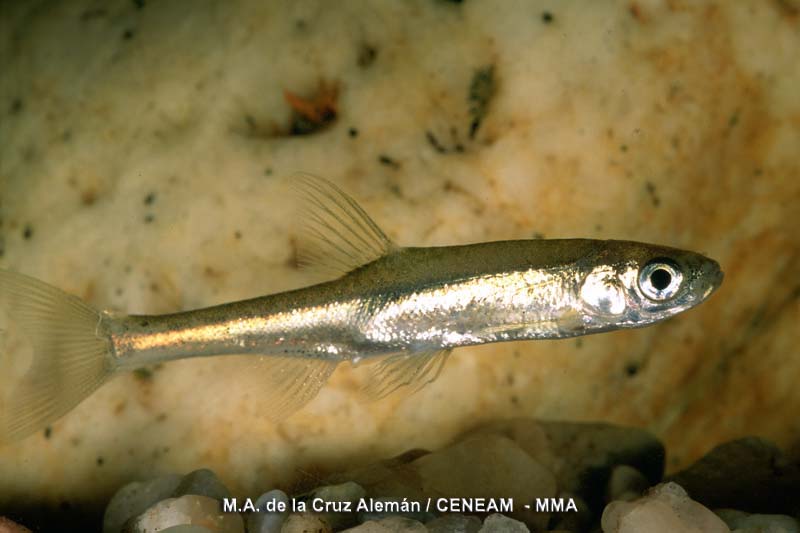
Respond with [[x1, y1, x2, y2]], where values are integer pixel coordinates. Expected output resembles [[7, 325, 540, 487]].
[[348, 127, 359, 138], [22, 224, 33, 240], [510, 395, 520, 406], [575, 338, 583, 349], [295, 19, 307, 31], [629, 2, 645, 22], [425, 131, 447, 154], [644, 181, 660, 207], [44, 426, 52, 439], [81, 189, 97, 206], [132, 0, 145, 9], [122, 29, 135, 40], [625, 362, 640, 377], [468, 65, 496, 139], [9, 98, 23, 114], [265, 167, 273, 176], [156, 413, 168, 422], [96, 456, 104, 466], [62, 129, 73, 142], [134, 367, 153, 381], [541, 11, 554, 23], [284, 82, 339, 136], [728, 111, 740, 128], [506, 374, 515, 386], [234, 230, 242, 239], [149, 282, 159, 293], [532, 232, 545, 239], [0, 236, 5, 257], [620, 144, 628, 152], [357, 43, 377, 68], [144, 214, 154, 223], [144, 192, 156, 205], [378, 154, 401, 169]]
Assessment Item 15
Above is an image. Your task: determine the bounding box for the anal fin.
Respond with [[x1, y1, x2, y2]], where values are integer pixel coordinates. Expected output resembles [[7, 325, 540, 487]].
[[247, 356, 339, 421]]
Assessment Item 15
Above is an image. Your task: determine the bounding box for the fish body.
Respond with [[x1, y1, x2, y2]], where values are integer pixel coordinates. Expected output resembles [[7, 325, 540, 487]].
[[110, 239, 720, 367], [0, 175, 723, 442]]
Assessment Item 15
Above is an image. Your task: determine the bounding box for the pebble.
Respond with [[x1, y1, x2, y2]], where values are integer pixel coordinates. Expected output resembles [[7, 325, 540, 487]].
[[412, 433, 556, 531], [341, 516, 426, 532], [606, 465, 650, 503], [667, 437, 800, 515], [601, 482, 730, 533], [247, 489, 290, 533], [0, 516, 33, 533], [172, 469, 232, 501], [280, 513, 332, 533], [310, 481, 367, 529], [424, 514, 482, 533], [104, 474, 182, 533], [467, 419, 665, 516], [716, 508, 799, 532], [478, 513, 530, 532], [124, 495, 244, 533]]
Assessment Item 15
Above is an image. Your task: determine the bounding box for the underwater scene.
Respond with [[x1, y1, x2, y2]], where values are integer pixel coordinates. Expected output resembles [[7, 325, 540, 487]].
[[0, 1, 798, 532]]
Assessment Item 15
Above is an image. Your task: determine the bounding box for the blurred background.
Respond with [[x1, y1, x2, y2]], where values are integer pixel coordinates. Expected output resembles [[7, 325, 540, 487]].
[[0, 0, 798, 527]]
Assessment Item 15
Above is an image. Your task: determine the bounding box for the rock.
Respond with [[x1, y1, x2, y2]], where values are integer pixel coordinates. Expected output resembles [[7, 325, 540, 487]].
[[307, 481, 366, 529], [357, 496, 435, 524], [478, 514, 529, 532], [325, 449, 430, 496], [325, 432, 555, 531], [280, 513, 332, 533], [342, 517, 426, 532], [247, 489, 290, 533], [716, 508, 799, 532], [104, 474, 183, 533], [667, 438, 800, 515], [172, 469, 232, 501], [413, 433, 556, 530], [601, 482, 730, 533], [606, 465, 650, 503], [468, 419, 665, 515], [0, 516, 33, 533], [123, 495, 244, 533], [424, 514, 482, 533]]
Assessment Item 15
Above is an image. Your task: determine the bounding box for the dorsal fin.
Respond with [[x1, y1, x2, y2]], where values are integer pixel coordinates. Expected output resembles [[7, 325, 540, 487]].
[[292, 173, 395, 277]]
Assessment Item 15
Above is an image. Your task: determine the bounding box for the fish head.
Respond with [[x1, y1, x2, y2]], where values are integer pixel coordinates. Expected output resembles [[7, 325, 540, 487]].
[[577, 241, 723, 329]]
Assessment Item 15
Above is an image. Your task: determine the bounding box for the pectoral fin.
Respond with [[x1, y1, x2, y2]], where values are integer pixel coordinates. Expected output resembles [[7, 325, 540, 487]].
[[362, 349, 452, 400]]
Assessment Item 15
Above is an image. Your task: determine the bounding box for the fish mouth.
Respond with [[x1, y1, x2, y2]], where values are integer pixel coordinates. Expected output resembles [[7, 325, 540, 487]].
[[699, 259, 724, 300]]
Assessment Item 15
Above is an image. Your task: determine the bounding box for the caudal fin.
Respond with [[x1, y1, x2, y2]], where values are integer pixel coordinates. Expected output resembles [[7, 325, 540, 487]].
[[0, 269, 114, 443]]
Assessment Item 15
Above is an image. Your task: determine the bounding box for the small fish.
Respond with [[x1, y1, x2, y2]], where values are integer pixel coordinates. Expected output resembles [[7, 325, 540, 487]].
[[0, 175, 723, 442]]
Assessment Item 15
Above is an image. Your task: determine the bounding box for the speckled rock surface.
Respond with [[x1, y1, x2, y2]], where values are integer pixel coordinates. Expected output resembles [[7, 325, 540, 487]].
[[1, 0, 798, 530]]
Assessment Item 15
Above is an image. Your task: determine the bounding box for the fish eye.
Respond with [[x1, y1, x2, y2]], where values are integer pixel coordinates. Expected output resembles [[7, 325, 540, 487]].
[[639, 259, 683, 301]]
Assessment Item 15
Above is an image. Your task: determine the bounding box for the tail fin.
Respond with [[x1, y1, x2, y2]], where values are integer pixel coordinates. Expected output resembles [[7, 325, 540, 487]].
[[0, 269, 114, 443]]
